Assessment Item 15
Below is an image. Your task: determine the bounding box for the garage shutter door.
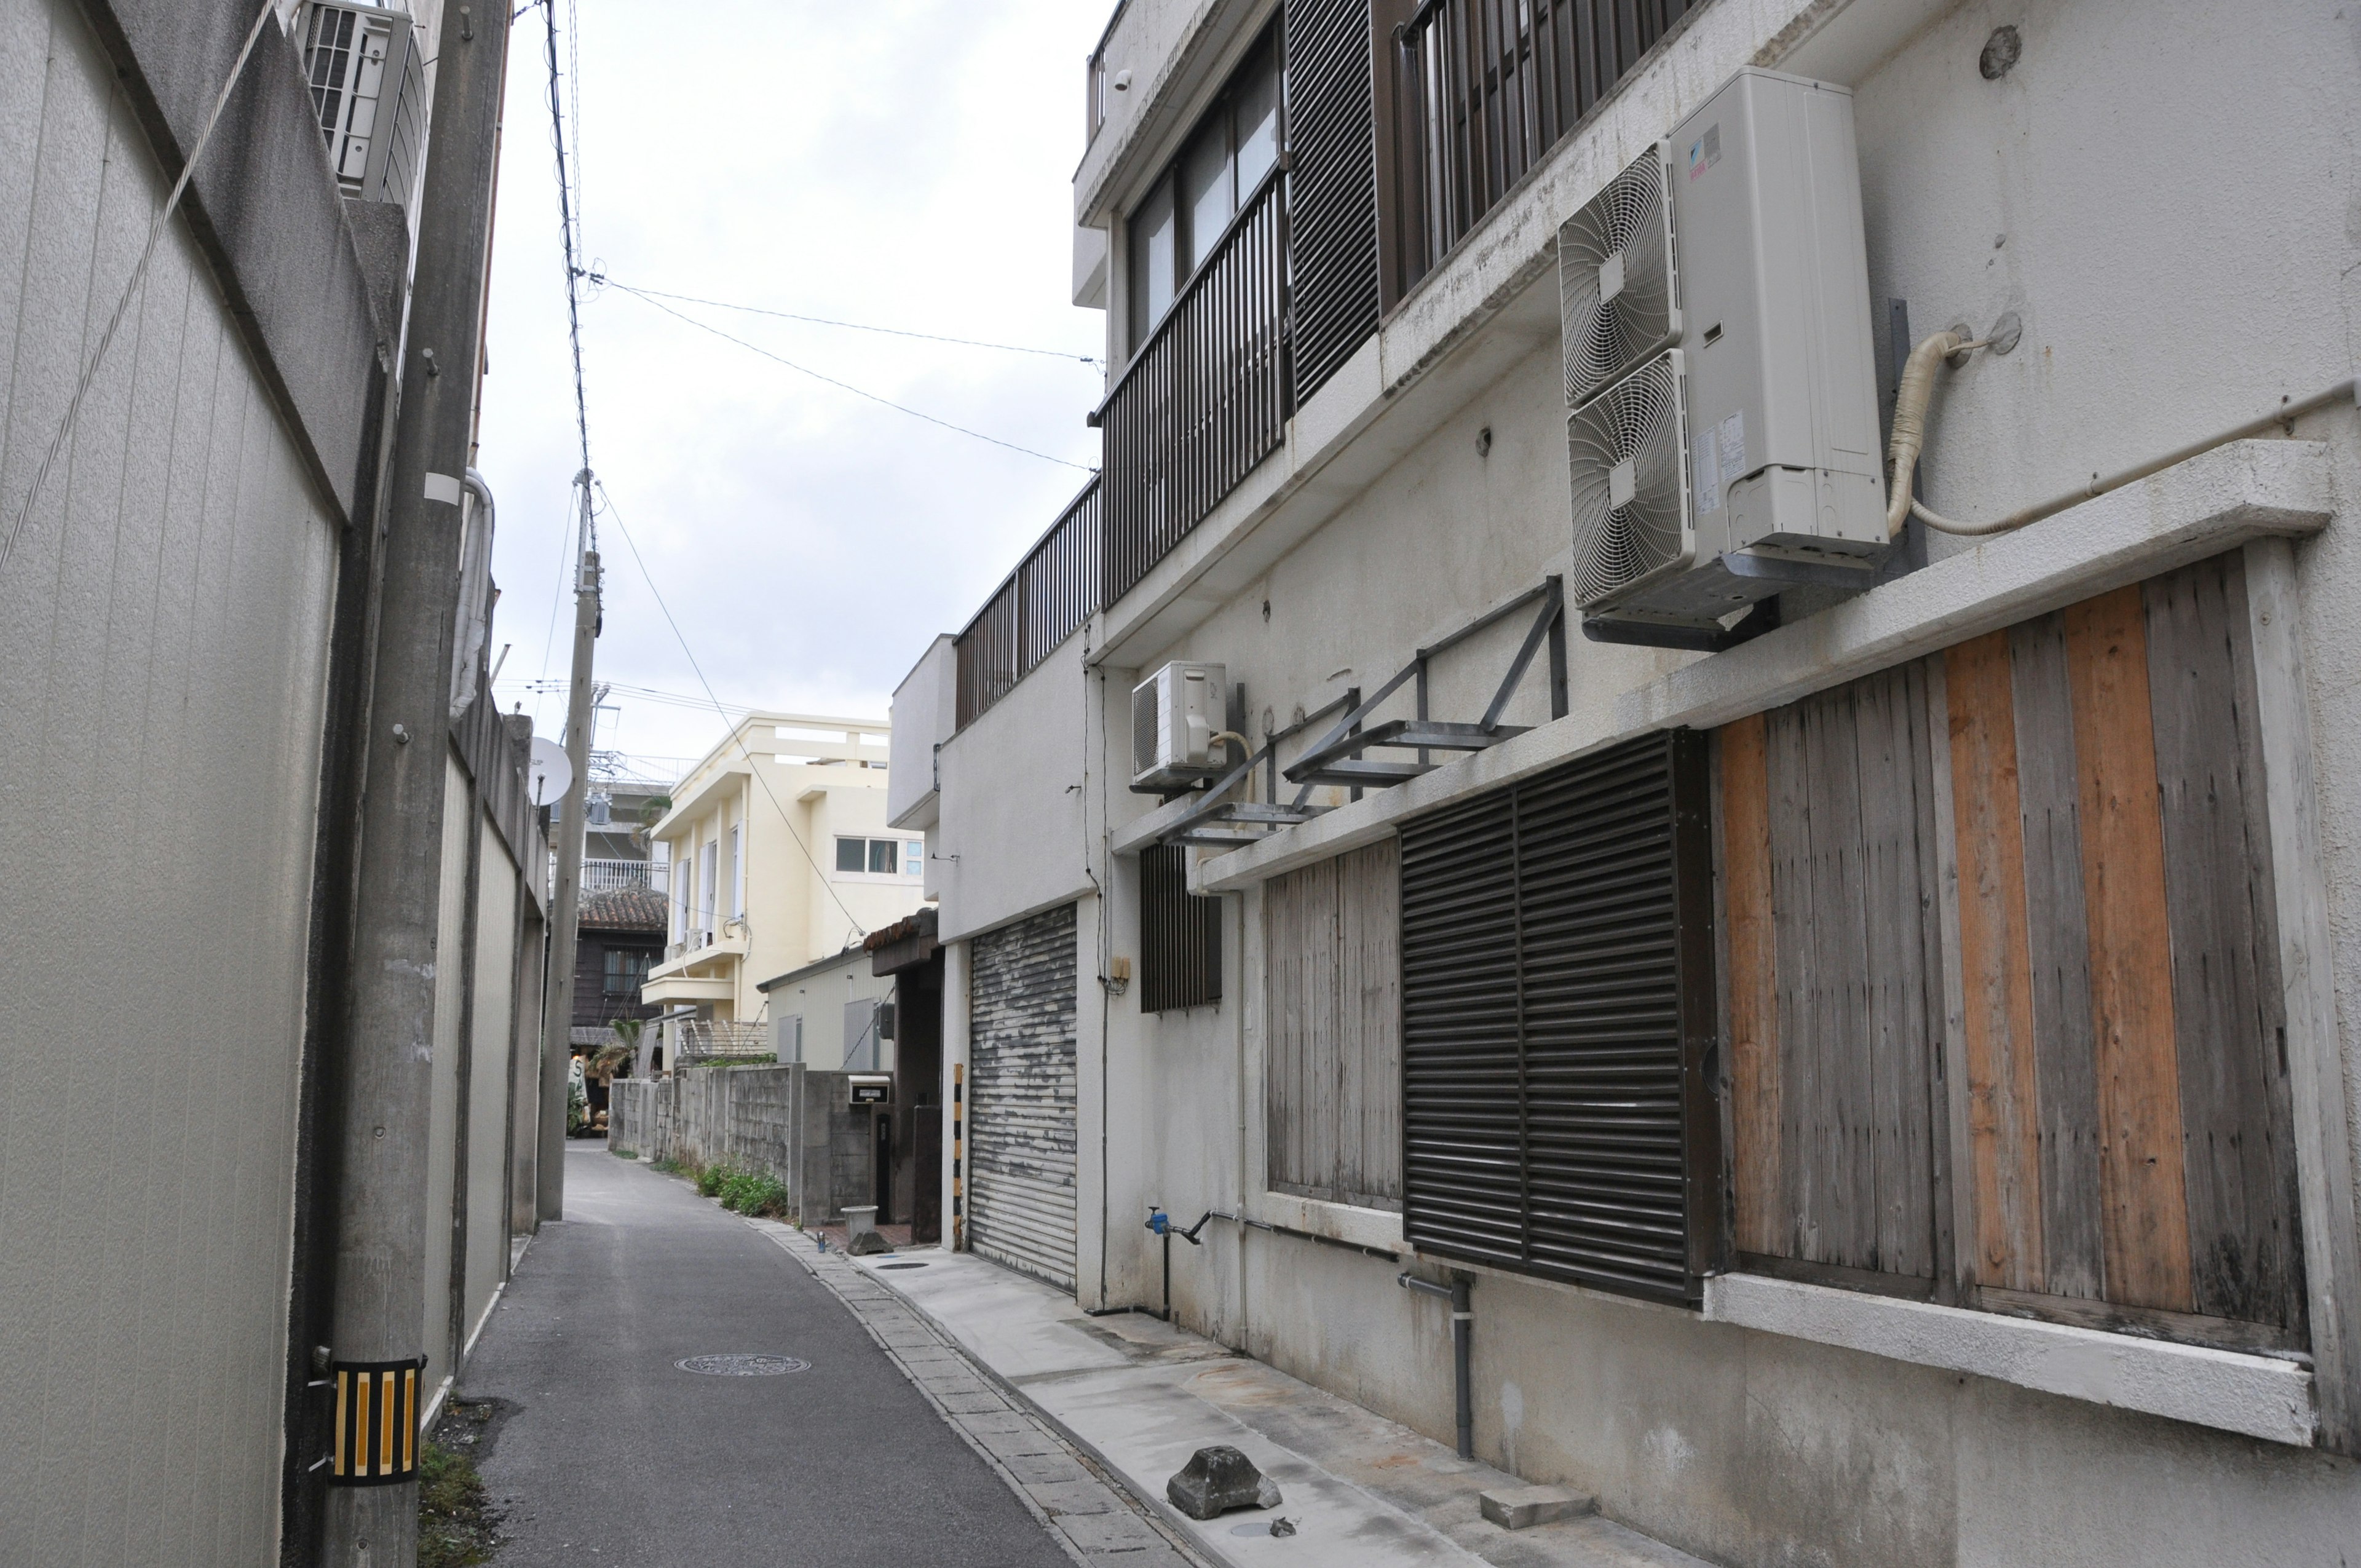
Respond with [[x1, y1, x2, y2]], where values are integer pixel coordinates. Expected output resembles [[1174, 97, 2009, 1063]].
[[968, 903, 1080, 1290]]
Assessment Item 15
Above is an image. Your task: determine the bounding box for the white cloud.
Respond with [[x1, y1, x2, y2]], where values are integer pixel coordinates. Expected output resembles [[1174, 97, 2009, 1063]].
[[479, 0, 1109, 774]]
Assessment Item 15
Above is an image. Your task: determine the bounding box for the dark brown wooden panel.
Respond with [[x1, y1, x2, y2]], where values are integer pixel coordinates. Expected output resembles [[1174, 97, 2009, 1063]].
[[2064, 586, 2194, 1313], [1945, 630, 2046, 1293], [1720, 713, 1780, 1257], [2143, 556, 2304, 1329], [2007, 614, 2106, 1301]]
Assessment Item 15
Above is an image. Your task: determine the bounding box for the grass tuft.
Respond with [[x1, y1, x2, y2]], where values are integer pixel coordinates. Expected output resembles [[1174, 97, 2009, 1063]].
[[417, 1438, 500, 1567]]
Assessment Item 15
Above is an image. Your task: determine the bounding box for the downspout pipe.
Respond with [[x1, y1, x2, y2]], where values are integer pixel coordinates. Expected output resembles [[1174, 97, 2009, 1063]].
[[1401, 1272, 1474, 1460]]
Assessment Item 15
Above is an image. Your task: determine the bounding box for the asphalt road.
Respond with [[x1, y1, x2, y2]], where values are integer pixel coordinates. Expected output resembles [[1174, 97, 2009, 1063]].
[[457, 1142, 1075, 1568]]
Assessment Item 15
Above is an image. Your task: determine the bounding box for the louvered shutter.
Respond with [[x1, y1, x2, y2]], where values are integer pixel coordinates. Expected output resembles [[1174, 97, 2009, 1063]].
[[967, 903, 1080, 1290], [1285, 0, 1382, 403], [1401, 731, 1720, 1304]]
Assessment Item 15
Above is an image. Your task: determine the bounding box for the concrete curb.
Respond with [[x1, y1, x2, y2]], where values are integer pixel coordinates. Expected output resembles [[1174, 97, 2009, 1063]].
[[753, 1219, 1217, 1568]]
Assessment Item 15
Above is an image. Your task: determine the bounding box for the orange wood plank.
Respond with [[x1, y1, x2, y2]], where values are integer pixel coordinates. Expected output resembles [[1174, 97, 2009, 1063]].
[[2065, 585, 2194, 1312], [1944, 632, 2046, 1291], [1721, 715, 1781, 1256]]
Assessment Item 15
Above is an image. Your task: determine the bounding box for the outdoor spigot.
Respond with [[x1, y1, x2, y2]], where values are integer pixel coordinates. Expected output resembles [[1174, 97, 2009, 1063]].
[[1145, 1206, 1169, 1237]]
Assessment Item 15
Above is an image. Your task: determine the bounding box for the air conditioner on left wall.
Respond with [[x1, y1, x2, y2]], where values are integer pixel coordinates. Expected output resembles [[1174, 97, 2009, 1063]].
[[1560, 68, 1886, 649], [295, 1, 427, 212], [1131, 662, 1228, 792]]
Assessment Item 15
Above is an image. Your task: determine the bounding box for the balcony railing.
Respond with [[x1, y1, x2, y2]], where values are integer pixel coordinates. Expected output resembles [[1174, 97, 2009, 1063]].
[[1391, 0, 1697, 290], [582, 857, 668, 895], [1099, 167, 1290, 608], [955, 476, 1103, 731]]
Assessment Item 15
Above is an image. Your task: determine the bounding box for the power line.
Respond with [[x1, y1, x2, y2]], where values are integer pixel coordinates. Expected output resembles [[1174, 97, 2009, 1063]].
[[541, 0, 593, 518], [604, 280, 1099, 475], [0, 0, 279, 582], [582, 271, 1104, 366], [592, 478, 868, 938]]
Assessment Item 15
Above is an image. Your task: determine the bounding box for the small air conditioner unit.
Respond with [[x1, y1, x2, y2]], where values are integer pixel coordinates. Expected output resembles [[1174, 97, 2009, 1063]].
[[1560, 69, 1885, 648], [1131, 662, 1228, 792], [296, 2, 428, 212]]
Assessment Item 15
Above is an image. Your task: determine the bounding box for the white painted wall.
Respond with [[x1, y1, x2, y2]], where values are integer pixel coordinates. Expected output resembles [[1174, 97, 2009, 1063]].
[[922, 0, 2361, 1562]]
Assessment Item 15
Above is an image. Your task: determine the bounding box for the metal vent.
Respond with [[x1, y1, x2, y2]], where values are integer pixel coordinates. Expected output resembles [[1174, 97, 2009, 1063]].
[[1568, 351, 1692, 609], [1132, 679, 1160, 782], [1558, 143, 1679, 406], [1399, 730, 1719, 1304], [1286, 0, 1382, 403], [1139, 843, 1222, 1012]]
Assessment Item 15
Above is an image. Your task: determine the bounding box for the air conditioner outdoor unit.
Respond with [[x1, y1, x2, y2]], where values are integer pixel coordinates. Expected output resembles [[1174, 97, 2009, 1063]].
[[1560, 69, 1885, 648], [1131, 662, 1228, 792], [296, 1, 427, 212]]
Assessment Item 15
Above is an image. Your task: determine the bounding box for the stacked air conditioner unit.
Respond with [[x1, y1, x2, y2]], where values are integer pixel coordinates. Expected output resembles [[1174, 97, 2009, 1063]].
[[296, 1, 427, 213], [1560, 69, 1886, 647]]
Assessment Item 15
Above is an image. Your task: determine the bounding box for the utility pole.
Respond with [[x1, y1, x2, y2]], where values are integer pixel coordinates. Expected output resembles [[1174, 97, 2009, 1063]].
[[324, 0, 509, 1561], [537, 475, 601, 1222]]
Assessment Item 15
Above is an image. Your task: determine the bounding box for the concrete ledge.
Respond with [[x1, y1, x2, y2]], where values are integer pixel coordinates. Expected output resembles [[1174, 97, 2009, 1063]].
[[1704, 1272, 2317, 1447], [1255, 1191, 1406, 1253], [1188, 438, 2334, 889]]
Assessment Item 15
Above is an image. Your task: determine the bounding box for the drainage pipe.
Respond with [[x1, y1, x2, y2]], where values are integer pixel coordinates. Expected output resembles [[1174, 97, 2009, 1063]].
[[1400, 1272, 1474, 1460]]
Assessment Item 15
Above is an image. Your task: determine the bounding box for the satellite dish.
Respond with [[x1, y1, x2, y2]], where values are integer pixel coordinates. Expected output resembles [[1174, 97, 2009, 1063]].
[[528, 738, 574, 807]]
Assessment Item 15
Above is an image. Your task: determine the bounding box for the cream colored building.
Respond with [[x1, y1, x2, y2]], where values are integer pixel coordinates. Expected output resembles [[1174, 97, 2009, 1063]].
[[641, 715, 927, 1066]]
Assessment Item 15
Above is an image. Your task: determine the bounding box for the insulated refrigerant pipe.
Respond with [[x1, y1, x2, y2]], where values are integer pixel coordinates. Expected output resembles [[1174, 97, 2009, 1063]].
[[1400, 1272, 1474, 1460]]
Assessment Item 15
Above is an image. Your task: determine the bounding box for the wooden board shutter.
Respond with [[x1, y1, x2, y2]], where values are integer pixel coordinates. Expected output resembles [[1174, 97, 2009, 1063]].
[[1401, 731, 1720, 1304], [1285, 0, 1383, 403]]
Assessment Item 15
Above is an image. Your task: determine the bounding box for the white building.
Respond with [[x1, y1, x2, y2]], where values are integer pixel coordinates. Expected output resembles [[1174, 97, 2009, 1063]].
[[895, 1, 2361, 1562]]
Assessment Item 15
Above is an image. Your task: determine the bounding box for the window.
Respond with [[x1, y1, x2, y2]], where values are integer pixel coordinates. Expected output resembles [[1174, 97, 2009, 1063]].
[[603, 948, 650, 997], [727, 825, 744, 920], [1139, 842, 1221, 1012], [1265, 841, 1397, 1208], [697, 837, 718, 937], [834, 837, 919, 877], [1125, 31, 1282, 350], [1719, 555, 2309, 1350], [1398, 731, 1720, 1305]]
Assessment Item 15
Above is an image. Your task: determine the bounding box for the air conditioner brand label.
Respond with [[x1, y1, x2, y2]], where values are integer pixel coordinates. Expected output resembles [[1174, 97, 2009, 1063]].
[[1688, 124, 1721, 180], [1693, 411, 1747, 511]]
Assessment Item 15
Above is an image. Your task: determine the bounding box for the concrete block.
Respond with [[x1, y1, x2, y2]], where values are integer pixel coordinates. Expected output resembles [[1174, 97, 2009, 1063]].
[[1479, 1484, 1595, 1530], [1165, 1444, 1281, 1520]]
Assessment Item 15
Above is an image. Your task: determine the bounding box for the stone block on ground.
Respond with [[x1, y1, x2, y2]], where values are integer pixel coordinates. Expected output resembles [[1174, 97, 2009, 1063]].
[[1479, 1484, 1595, 1530], [847, 1229, 894, 1256], [1165, 1444, 1280, 1521]]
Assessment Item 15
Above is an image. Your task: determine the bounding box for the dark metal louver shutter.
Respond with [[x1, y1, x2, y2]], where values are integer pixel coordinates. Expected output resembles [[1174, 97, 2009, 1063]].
[[967, 903, 1080, 1290], [1400, 731, 1719, 1304], [1286, 0, 1382, 404], [1140, 843, 1222, 1012]]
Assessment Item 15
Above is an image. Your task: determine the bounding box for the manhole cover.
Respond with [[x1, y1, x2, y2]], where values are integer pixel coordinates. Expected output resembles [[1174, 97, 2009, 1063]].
[[675, 1354, 809, 1377], [879, 1262, 928, 1270]]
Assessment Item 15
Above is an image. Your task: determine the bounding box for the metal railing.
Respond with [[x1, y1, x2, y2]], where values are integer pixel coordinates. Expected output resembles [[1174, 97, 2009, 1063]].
[[1392, 0, 1696, 290], [676, 1018, 770, 1064], [1099, 168, 1290, 608], [955, 477, 1103, 731], [582, 857, 668, 895]]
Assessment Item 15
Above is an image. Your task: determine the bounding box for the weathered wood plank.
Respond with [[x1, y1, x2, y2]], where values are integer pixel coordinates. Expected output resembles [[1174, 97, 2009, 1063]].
[[1353, 839, 1404, 1207], [2063, 585, 2194, 1313], [1944, 630, 2046, 1292], [2242, 534, 2361, 1455], [1765, 703, 1818, 1261], [1923, 654, 1973, 1305], [1264, 843, 1402, 1209], [2008, 612, 2106, 1301], [1720, 713, 1781, 1257], [2144, 556, 2302, 1329], [1854, 665, 1937, 1278], [1806, 687, 1874, 1269]]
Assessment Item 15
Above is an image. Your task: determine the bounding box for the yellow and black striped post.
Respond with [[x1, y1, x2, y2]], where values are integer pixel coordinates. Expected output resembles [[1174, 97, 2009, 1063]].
[[952, 1062, 965, 1250], [330, 1358, 427, 1486]]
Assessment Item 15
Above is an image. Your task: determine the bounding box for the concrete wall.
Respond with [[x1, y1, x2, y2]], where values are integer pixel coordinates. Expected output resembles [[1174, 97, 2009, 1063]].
[[609, 1065, 873, 1223], [919, 0, 2361, 1562], [0, 9, 349, 1560], [887, 632, 955, 831]]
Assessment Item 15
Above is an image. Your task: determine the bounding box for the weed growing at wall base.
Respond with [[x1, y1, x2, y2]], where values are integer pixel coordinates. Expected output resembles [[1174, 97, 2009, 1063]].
[[418, 1438, 500, 1566]]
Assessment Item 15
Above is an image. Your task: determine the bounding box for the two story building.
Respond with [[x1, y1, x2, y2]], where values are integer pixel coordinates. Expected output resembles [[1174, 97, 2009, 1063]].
[[895, 1, 2361, 1563], [643, 714, 927, 1069]]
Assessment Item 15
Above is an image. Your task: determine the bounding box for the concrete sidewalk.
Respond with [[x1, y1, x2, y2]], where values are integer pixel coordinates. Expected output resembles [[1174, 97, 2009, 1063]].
[[765, 1235, 1709, 1568]]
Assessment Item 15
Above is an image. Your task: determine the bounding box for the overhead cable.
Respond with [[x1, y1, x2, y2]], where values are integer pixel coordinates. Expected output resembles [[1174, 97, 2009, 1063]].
[[591, 478, 868, 937], [0, 0, 279, 582], [581, 270, 1104, 366], [604, 281, 1099, 475]]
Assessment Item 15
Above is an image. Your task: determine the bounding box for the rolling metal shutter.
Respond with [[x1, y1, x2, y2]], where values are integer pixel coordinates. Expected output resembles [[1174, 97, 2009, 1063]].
[[1400, 731, 1720, 1304], [967, 903, 1080, 1289], [1286, 0, 1382, 403]]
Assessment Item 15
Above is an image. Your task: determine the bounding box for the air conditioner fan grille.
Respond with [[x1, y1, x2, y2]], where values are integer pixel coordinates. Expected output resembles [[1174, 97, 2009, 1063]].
[[1568, 354, 1690, 608], [1559, 147, 1677, 407]]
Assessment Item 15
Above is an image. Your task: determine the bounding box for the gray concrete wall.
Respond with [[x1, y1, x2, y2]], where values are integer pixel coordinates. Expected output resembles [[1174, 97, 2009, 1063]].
[[0, 4, 352, 1560], [923, 0, 2361, 1562], [461, 823, 519, 1356], [608, 1066, 873, 1224]]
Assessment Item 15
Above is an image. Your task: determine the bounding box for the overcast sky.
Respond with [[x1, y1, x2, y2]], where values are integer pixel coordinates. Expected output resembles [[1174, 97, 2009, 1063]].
[[479, 0, 1109, 779]]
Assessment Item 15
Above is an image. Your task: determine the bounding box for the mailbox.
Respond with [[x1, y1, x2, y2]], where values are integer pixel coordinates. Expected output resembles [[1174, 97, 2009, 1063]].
[[848, 1074, 892, 1106]]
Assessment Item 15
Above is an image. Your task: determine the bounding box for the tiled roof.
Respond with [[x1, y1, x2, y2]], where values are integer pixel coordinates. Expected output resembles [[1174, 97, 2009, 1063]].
[[579, 887, 668, 932]]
